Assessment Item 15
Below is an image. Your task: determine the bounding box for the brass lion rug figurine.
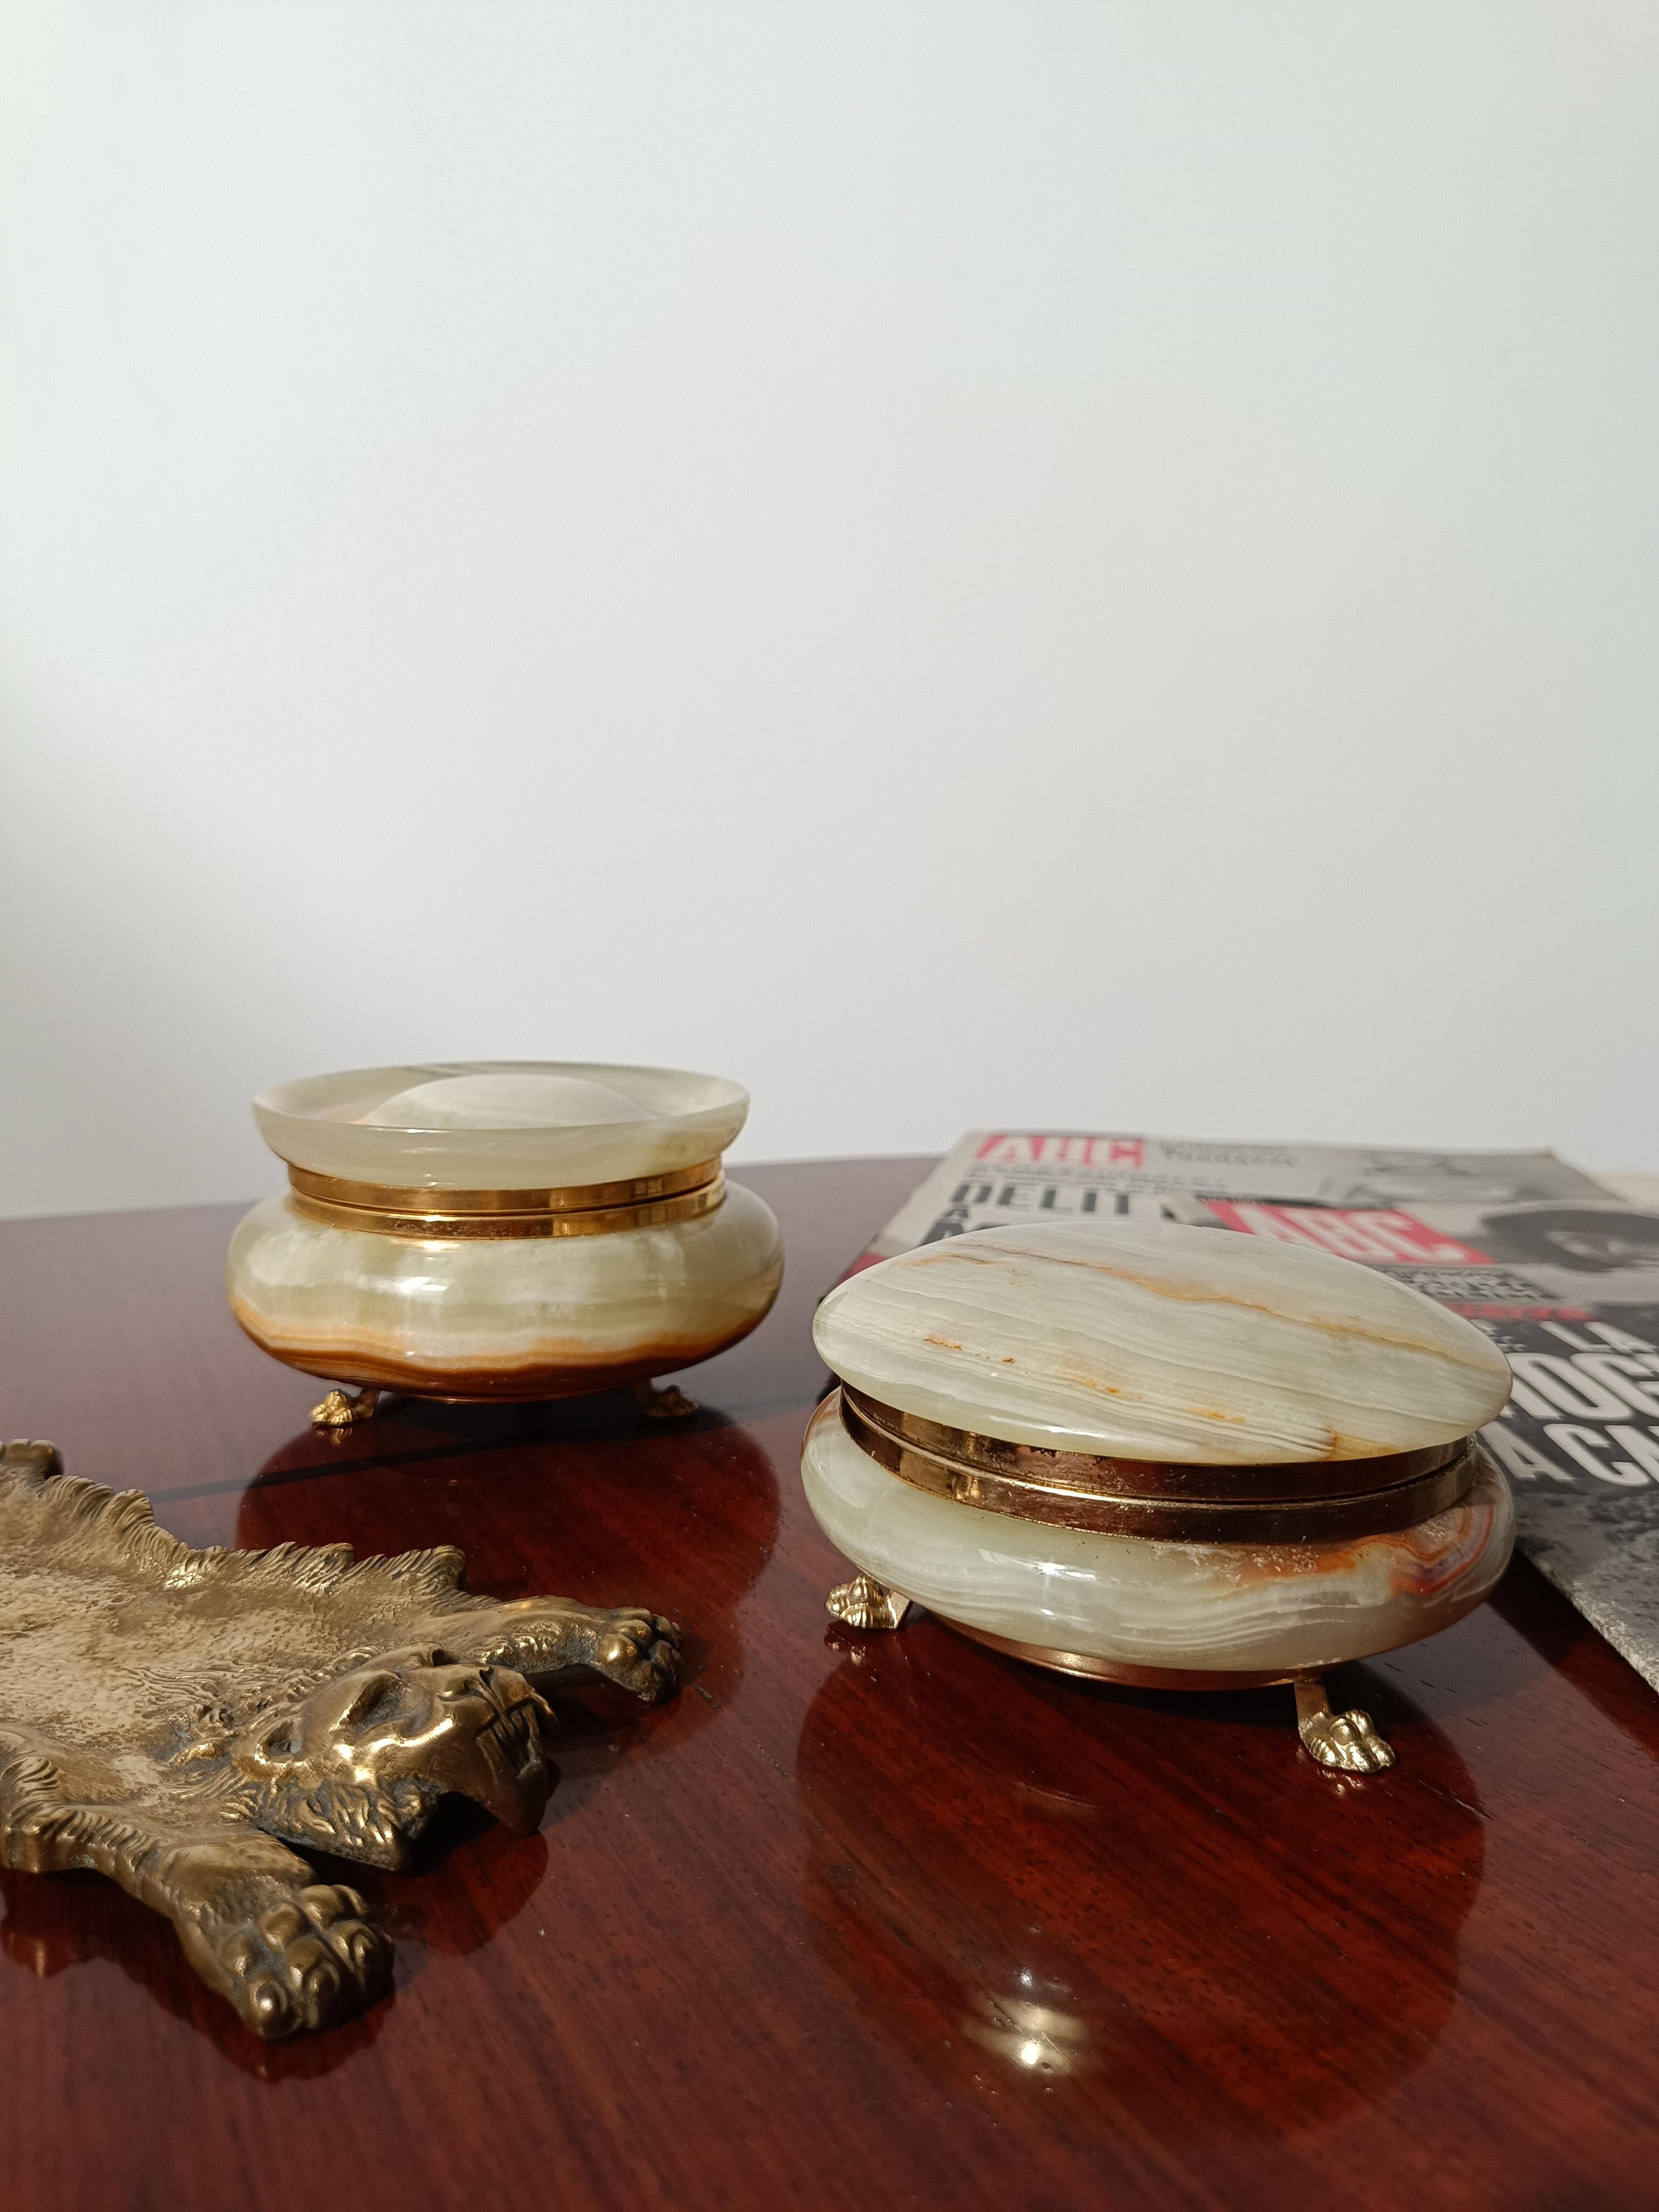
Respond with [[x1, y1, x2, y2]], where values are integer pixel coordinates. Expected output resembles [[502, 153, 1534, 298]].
[[0, 1440, 680, 2039]]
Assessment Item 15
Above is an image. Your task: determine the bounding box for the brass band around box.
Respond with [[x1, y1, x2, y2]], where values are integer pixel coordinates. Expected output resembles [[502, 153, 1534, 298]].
[[228, 1062, 784, 1423], [803, 1219, 1515, 1771]]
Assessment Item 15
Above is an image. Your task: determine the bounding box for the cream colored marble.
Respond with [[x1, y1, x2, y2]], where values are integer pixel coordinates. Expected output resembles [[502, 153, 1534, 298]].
[[228, 1181, 783, 1396], [814, 1220, 1511, 1463], [253, 1061, 749, 1189], [801, 1395, 1514, 1675], [362, 1071, 656, 1131]]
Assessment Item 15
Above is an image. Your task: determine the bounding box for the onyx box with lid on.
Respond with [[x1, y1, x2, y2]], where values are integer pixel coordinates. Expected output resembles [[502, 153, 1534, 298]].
[[228, 1062, 783, 1426], [802, 1218, 1514, 1770]]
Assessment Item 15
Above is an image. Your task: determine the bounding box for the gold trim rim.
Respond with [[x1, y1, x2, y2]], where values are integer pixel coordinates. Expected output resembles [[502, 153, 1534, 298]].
[[288, 1158, 720, 1212], [287, 1161, 725, 1241], [837, 1389, 1479, 1542], [840, 1385, 1464, 1502]]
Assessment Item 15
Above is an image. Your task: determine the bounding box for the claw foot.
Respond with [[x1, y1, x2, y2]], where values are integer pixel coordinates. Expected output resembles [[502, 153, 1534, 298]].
[[826, 1575, 912, 1631], [311, 1387, 382, 1429], [585, 1607, 684, 1703], [633, 1379, 698, 1420], [1295, 1678, 1395, 1773], [186, 1883, 391, 2040]]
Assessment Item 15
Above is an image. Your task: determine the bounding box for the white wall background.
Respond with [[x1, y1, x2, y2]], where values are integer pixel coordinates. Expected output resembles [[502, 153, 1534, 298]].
[[2, 2, 1656, 1218]]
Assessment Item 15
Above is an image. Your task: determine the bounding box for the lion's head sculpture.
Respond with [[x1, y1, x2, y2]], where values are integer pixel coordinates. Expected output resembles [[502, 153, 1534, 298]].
[[172, 1644, 553, 1866]]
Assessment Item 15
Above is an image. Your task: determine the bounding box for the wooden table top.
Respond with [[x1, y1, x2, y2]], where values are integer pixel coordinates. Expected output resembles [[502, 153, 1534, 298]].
[[2, 1157, 1657, 2211]]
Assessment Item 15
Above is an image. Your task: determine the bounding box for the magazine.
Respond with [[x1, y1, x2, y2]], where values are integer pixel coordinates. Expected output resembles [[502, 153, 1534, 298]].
[[853, 1132, 1659, 1692]]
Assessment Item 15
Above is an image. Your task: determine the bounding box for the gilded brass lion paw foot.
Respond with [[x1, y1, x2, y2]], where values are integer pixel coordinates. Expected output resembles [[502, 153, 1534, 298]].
[[202, 1884, 390, 2040], [1294, 1679, 1395, 1774], [310, 1387, 382, 1430], [633, 1379, 698, 1420], [587, 1609, 683, 1703], [826, 1575, 912, 1630]]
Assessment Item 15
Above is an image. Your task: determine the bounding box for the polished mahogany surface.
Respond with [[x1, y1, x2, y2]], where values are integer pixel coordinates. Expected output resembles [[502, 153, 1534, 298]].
[[2, 1159, 1657, 2212]]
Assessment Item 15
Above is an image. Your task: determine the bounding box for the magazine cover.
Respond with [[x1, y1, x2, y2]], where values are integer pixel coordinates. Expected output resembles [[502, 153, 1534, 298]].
[[855, 1132, 1659, 1692]]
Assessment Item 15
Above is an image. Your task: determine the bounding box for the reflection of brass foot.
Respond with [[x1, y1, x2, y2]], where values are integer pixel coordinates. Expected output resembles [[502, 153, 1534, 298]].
[[826, 1575, 912, 1630], [309, 1386, 382, 1429], [633, 1379, 698, 1420], [1295, 1677, 1395, 1772]]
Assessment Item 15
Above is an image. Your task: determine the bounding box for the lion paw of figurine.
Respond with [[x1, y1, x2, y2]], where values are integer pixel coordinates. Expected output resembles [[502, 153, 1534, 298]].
[[1, 1439, 63, 1479], [1298, 1702, 1395, 1774], [207, 1884, 391, 2039], [586, 1609, 683, 1703]]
